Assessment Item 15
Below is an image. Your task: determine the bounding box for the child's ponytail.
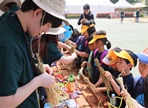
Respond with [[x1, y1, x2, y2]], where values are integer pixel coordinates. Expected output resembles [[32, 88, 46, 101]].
[[105, 40, 111, 49]]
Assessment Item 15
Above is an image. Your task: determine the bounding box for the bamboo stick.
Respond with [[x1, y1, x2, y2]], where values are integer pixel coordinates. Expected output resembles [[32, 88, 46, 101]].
[[78, 67, 109, 106], [94, 59, 113, 92], [117, 77, 136, 108]]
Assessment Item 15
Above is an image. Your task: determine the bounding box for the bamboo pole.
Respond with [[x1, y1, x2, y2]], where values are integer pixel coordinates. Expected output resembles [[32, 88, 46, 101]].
[[94, 59, 113, 92], [78, 67, 109, 106], [117, 77, 136, 108]]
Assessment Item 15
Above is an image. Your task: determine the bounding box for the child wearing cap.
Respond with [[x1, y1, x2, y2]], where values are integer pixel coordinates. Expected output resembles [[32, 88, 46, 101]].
[[105, 49, 137, 108], [81, 34, 96, 79], [77, 3, 95, 25], [69, 24, 80, 43], [89, 30, 111, 84], [0, 0, 68, 107], [121, 48, 148, 108], [70, 21, 96, 68], [95, 47, 121, 92], [32, 27, 77, 66]]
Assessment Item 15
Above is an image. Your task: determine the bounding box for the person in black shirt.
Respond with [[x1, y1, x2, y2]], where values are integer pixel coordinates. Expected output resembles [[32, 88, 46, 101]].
[[77, 3, 95, 25], [120, 9, 125, 24]]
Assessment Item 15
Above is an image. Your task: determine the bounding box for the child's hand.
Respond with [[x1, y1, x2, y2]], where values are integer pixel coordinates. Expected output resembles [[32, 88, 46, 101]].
[[43, 64, 53, 75], [94, 87, 103, 93], [81, 61, 87, 67], [80, 19, 85, 23], [104, 71, 113, 82], [120, 90, 128, 101]]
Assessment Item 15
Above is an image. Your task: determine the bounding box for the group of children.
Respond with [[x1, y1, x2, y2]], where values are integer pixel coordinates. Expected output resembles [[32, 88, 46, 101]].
[[64, 18, 148, 108], [57, 16, 148, 107]]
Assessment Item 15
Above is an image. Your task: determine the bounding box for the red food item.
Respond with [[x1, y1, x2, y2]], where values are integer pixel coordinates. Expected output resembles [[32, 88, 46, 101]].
[[55, 74, 65, 82]]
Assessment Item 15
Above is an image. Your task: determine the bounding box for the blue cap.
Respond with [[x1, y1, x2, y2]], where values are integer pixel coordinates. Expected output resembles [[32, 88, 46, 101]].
[[136, 48, 148, 64]]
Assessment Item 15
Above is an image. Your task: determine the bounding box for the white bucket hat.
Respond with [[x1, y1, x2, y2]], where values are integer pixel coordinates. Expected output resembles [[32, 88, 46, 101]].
[[33, 0, 69, 25], [45, 27, 66, 35], [0, 0, 21, 12]]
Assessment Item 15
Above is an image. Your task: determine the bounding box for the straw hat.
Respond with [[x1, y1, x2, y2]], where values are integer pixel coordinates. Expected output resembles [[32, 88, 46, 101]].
[[0, 0, 21, 12], [33, 0, 69, 25]]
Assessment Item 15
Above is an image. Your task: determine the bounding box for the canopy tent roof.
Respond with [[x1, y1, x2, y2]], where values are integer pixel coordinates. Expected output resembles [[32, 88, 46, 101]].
[[66, 0, 113, 6], [111, 0, 134, 8], [133, 3, 147, 8], [65, 0, 114, 15], [97, 0, 113, 6]]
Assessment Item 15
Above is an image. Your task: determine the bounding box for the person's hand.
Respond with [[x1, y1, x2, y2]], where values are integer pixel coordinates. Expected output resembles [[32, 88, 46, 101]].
[[104, 71, 113, 82], [72, 52, 77, 58], [80, 19, 85, 23], [75, 50, 80, 56], [81, 61, 87, 67], [82, 20, 94, 26], [43, 64, 53, 75], [37, 72, 55, 88], [94, 87, 103, 93], [120, 90, 128, 101]]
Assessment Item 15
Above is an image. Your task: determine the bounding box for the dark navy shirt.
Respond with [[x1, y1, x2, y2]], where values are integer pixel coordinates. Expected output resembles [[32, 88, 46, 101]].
[[120, 12, 124, 18], [115, 73, 134, 108], [107, 67, 120, 78], [76, 36, 91, 56], [77, 12, 94, 25], [91, 50, 108, 84], [134, 76, 144, 106], [136, 11, 140, 18]]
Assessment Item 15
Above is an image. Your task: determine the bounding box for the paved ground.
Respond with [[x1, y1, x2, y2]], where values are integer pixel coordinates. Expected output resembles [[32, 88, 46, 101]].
[[67, 18, 148, 77]]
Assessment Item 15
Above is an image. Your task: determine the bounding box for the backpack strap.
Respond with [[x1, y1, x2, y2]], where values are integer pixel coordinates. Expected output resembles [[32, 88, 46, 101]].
[[93, 49, 108, 65], [100, 50, 108, 65], [85, 40, 88, 47], [134, 76, 142, 89], [93, 49, 98, 58]]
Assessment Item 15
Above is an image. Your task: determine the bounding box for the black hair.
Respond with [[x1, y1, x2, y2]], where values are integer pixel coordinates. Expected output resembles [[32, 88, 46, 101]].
[[82, 21, 96, 36], [87, 33, 94, 42], [83, 3, 90, 9], [123, 49, 137, 70], [21, 0, 62, 27], [112, 47, 121, 53], [5, 2, 17, 8], [144, 74, 148, 108], [70, 24, 80, 38], [95, 30, 111, 49], [87, 26, 96, 36]]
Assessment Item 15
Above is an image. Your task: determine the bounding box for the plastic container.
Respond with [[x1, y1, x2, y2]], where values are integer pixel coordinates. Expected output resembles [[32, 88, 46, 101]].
[[110, 93, 116, 105]]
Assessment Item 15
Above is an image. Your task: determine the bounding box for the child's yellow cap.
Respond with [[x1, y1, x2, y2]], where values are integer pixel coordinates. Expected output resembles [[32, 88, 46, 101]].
[[80, 24, 94, 34], [88, 35, 106, 44], [115, 50, 134, 66]]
